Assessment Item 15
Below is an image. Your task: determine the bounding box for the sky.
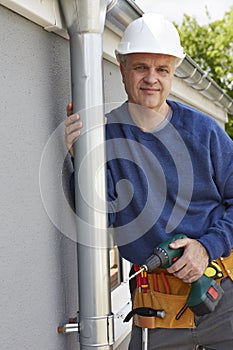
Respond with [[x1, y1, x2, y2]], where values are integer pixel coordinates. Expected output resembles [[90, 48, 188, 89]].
[[135, 0, 233, 24]]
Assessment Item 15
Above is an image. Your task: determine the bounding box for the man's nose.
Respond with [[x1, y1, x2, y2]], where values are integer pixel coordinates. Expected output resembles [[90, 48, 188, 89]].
[[143, 68, 158, 84]]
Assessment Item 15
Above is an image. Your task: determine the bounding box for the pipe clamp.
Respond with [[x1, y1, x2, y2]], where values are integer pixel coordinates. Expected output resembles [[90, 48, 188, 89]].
[[79, 313, 114, 347]]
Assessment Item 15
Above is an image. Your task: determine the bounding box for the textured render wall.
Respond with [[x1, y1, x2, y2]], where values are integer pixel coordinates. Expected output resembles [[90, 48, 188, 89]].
[[0, 5, 79, 350], [103, 59, 127, 112]]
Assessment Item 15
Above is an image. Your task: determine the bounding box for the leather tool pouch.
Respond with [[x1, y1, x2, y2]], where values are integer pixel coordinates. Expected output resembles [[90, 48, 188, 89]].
[[133, 271, 195, 329]]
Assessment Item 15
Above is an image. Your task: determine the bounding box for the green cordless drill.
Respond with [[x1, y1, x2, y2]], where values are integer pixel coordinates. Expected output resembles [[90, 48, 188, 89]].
[[130, 233, 224, 316]]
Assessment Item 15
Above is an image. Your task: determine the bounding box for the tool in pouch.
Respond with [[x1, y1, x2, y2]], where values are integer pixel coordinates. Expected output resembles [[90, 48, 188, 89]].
[[125, 233, 224, 317], [124, 306, 166, 350], [124, 266, 166, 350]]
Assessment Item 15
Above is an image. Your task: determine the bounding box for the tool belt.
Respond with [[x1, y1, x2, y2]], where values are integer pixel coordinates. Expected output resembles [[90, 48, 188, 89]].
[[216, 253, 233, 282], [132, 250, 233, 329]]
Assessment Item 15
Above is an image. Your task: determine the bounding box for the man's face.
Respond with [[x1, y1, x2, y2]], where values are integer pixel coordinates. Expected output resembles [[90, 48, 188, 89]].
[[120, 53, 176, 112]]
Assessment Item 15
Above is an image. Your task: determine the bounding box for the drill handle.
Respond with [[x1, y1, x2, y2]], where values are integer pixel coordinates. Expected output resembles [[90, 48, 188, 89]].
[[156, 233, 186, 268]]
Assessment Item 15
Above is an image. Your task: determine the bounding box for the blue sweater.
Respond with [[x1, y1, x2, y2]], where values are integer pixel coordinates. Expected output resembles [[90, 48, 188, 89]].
[[106, 100, 233, 265]]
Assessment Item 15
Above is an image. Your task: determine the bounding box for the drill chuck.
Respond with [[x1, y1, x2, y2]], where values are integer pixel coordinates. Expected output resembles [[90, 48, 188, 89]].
[[142, 248, 169, 273]]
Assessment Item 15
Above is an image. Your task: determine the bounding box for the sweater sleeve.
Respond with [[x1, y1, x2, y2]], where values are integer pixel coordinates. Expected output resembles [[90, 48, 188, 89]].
[[198, 126, 233, 261]]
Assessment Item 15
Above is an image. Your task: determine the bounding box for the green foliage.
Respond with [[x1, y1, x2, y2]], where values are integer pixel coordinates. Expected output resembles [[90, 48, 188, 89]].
[[226, 117, 233, 139], [175, 6, 233, 137]]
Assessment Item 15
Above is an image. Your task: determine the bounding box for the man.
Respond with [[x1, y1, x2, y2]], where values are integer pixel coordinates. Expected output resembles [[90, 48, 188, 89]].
[[65, 13, 233, 350]]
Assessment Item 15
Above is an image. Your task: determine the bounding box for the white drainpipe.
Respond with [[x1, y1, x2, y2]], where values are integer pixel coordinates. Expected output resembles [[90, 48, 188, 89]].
[[59, 1, 113, 349]]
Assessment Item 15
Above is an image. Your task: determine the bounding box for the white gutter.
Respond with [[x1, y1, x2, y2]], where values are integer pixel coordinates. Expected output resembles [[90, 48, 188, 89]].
[[175, 55, 233, 115], [106, 0, 143, 36]]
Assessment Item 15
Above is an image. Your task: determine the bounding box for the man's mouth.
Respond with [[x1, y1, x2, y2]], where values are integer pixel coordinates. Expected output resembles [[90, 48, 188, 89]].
[[140, 87, 160, 93]]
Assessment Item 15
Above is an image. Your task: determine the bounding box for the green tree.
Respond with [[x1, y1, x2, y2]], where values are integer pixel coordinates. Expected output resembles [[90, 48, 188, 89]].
[[176, 6, 233, 137]]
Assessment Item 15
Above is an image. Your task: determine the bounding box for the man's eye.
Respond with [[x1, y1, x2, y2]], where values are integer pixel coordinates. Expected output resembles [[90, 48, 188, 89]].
[[135, 66, 148, 71], [158, 68, 169, 74]]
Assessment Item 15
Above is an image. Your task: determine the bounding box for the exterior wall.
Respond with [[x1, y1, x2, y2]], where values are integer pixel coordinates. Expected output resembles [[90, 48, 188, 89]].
[[0, 5, 79, 350], [170, 78, 227, 129], [103, 59, 127, 112]]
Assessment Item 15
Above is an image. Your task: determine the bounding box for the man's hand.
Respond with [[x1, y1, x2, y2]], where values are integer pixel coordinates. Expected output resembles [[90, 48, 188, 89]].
[[64, 103, 107, 157], [167, 237, 209, 283], [65, 103, 83, 157]]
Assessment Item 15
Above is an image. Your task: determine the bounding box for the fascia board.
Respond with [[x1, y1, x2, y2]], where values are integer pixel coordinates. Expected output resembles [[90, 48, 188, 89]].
[[0, 0, 68, 38]]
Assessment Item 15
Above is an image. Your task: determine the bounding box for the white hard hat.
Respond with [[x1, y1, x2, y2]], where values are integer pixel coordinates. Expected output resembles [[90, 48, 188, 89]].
[[116, 13, 185, 67]]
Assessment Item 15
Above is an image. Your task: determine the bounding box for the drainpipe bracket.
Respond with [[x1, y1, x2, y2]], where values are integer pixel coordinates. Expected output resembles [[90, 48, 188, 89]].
[[57, 322, 79, 334], [57, 312, 79, 335]]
